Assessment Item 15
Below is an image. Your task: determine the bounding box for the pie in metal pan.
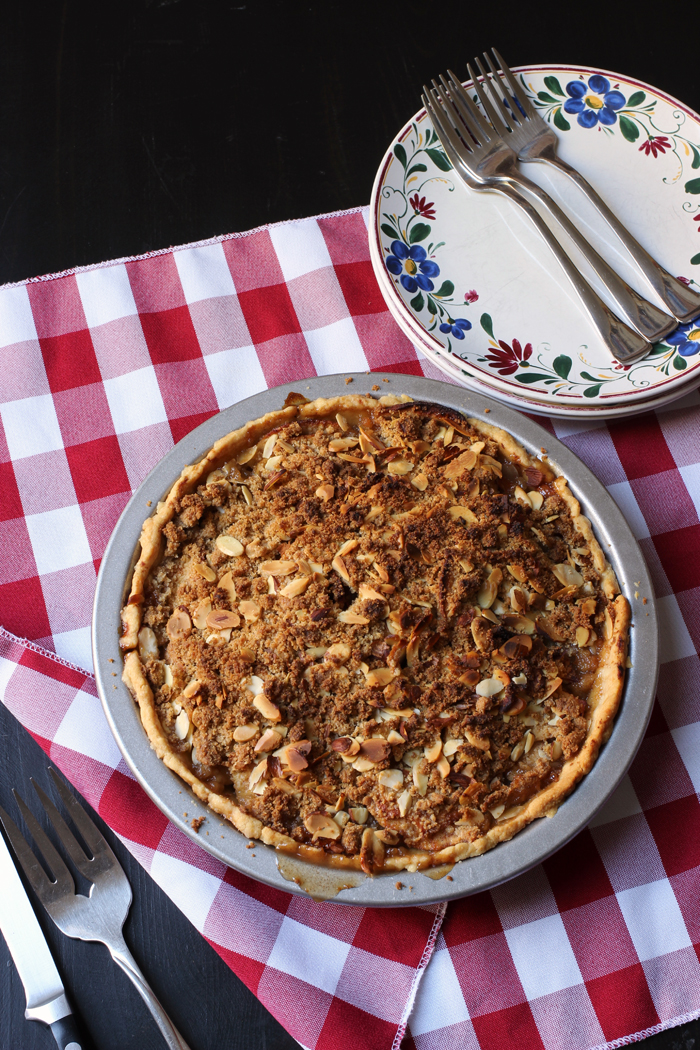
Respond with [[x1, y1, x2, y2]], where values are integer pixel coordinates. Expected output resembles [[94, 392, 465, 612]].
[[102, 377, 656, 899]]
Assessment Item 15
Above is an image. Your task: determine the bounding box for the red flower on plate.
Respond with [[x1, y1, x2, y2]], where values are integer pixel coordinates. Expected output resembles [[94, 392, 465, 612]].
[[409, 194, 436, 221], [639, 135, 672, 158], [464, 289, 479, 304], [484, 338, 533, 376]]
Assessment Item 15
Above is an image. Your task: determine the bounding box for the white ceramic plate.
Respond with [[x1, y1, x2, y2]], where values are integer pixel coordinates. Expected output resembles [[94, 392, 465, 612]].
[[377, 253, 700, 418], [370, 64, 700, 409]]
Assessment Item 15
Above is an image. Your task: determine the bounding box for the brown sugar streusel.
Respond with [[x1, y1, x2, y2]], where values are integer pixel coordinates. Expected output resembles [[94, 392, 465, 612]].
[[121, 396, 629, 875]]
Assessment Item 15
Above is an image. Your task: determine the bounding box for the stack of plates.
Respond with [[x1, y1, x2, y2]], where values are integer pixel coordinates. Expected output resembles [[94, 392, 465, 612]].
[[369, 64, 700, 419]]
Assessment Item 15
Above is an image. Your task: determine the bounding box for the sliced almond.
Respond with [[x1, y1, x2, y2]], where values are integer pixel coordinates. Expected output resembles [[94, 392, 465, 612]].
[[397, 789, 412, 817], [174, 709, 190, 740], [164, 664, 174, 687], [193, 600, 212, 631], [387, 729, 404, 746], [237, 444, 258, 465], [507, 564, 528, 584], [304, 813, 341, 840], [255, 728, 283, 752], [501, 613, 535, 635], [262, 434, 277, 459], [387, 459, 414, 475], [471, 617, 491, 652], [332, 554, 351, 582], [436, 755, 450, 778], [182, 679, 201, 699], [476, 677, 504, 697], [238, 647, 256, 664], [360, 738, 391, 763], [448, 505, 477, 523], [329, 437, 359, 451], [511, 740, 525, 762], [575, 626, 590, 647], [335, 412, 349, 432], [217, 571, 237, 602], [541, 677, 563, 701], [137, 627, 158, 660], [349, 806, 368, 825], [315, 483, 335, 502], [216, 535, 244, 557], [259, 560, 296, 576], [324, 642, 351, 664], [353, 756, 377, 772], [424, 739, 442, 763], [477, 567, 503, 609], [246, 675, 264, 695], [524, 730, 535, 754], [365, 666, 396, 688], [286, 747, 309, 772], [410, 473, 429, 491], [233, 724, 258, 742], [443, 738, 463, 757], [413, 766, 429, 796], [444, 449, 477, 478], [206, 609, 240, 630], [359, 583, 385, 602], [552, 563, 584, 588], [528, 491, 544, 511], [465, 729, 490, 752], [280, 577, 310, 599], [378, 769, 404, 790], [253, 693, 281, 721], [331, 737, 360, 756], [338, 609, 369, 624], [248, 758, 268, 789], [241, 485, 254, 506], [166, 609, 191, 640], [193, 561, 216, 582], [239, 600, 261, 622]]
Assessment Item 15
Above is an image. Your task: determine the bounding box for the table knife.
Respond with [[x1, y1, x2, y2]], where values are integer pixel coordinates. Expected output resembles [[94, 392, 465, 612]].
[[0, 826, 94, 1050]]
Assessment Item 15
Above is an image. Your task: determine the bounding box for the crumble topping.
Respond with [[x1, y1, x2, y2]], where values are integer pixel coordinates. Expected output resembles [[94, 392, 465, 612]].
[[122, 397, 628, 874]]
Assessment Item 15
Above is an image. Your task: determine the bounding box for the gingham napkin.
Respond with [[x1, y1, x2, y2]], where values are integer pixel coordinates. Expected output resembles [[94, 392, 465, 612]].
[[0, 207, 699, 1050]]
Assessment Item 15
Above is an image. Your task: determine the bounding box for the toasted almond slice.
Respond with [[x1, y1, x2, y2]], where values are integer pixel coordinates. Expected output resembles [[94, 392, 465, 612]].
[[387, 729, 404, 746], [337, 539, 359, 558], [315, 483, 335, 502], [477, 567, 503, 609], [507, 564, 528, 584], [480, 454, 502, 477], [443, 738, 463, 757], [164, 664, 174, 687], [448, 505, 477, 523], [410, 473, 429, 491], [241, 485, 254, 506], [253, 693, 281, 722], [528, 491, 544, 511], [137, 627, 158, 660], [259, 559, 296, 575], [238, 647, 256, 664], [206, 609, 240, 630], [365, 666, 396, 688], [248, 758, 268, 789], [465, 729, 491, 752], [413, 767, 428, 797], [329, 437, 359, 451], [255, 728, 283, 752], [511, 740, 525, 761], [524, 730, 535, 754], [331, 737, 360, 756], [262, 434, 277, 459], [324, 642, 351, 664], [280, 577, 310, 599], [217, 571, 237, 603], [576, 626, 590, 647], [246, 674, 264, 695], [397, 789, 412, 817], [237, 444, 258, 464], [541, 677, 563, 701], [193, 600, 212, 631], [424, 739, 442, 763], [239, 600, 261, 621], [349, 806, 368, 824], [514, 485, 531, 507], [353, 756, 377, 772], [476, 677, 504, 697], [335, 412, 349, 432], [359, 583, 385, 602], [471, 616, 491, 652], [360, 738, 391, 762], [387, 459, 414, 475], [338, 609, 369, 624], [501, 613, 535, 635], [436, 755, 450, 778], [332, 554, 350, 582], [182, 679, 202, 699], [304, 813, 341, 840], [359, 426, 385, 451], [193, 561, 216, 582], [216, 535, 245, 557], [364, 505, 382, 523], [233, 724, 258, 742], [265, 455, 283, 472], [552, 563, 584, 588], [490, 804, 506, 820], [551, 740, 563, 760], [378, 769, 404, 790], [174, 710, 190, 740], [166, 609, 191, 640], [444, 449, 477, 479]]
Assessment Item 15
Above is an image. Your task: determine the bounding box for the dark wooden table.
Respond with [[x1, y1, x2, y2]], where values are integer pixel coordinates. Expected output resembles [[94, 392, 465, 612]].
[[1, 3, 698, 1048]]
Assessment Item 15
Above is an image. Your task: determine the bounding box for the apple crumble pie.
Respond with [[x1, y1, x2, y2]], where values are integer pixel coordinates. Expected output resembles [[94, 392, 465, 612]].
[[120, 394, 629, 875]]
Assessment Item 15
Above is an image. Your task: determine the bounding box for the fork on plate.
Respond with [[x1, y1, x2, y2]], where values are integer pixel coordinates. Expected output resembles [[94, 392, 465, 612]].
[[472, 49, 700, 323], [0, 769, 191, 1050], [422, 75, 665, 365]]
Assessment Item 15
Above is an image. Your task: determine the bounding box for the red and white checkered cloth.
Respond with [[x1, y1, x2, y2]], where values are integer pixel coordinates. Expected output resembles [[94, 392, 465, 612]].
[[1, 206, 699, 1050]]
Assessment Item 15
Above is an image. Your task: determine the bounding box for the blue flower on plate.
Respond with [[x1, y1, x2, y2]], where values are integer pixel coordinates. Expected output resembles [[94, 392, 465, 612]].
[[666, 322, 700, 357], [386, 241, 440, 292], [564, 76, 626, 128], [439, 318, 472, 340]]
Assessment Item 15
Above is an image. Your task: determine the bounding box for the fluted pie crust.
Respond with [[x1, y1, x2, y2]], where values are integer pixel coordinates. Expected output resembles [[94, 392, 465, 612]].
[[120, 394, 629, 875]]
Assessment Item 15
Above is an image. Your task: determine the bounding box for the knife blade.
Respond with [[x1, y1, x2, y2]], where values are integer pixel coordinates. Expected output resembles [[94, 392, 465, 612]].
[[0, 817, 93, 1050]]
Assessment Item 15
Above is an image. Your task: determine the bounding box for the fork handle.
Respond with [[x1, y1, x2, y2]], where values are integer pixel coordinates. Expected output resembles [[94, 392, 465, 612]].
[[536, 146, 700, 323], [108, 939, 191, 1050], [510, 169, 677, 343], [495, 180, 651, 363]]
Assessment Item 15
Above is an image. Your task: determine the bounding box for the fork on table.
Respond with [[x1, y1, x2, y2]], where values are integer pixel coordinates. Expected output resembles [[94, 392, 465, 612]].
[[0, 769, 191, 1050], [471, 50, 700, 324], [422, 75, 668, 365]]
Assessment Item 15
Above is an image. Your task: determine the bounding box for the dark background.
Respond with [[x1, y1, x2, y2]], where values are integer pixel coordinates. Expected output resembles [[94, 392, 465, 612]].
[[1, 2, 699, 1048]]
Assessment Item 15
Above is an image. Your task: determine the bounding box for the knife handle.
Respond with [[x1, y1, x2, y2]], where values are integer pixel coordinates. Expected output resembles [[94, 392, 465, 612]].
[[49, 1012, 95, 1050]]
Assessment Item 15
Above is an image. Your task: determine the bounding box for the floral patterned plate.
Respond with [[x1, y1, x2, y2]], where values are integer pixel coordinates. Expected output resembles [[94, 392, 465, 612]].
[[369, 65, 700, 408]]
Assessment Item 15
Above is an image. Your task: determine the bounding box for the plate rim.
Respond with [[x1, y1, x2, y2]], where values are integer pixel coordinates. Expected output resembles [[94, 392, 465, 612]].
[[93, 373, 659, 906], [369, 62, 700, 408]]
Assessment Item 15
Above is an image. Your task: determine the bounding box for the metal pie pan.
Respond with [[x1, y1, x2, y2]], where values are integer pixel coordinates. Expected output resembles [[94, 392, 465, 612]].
[[93, 373, 658, 907]]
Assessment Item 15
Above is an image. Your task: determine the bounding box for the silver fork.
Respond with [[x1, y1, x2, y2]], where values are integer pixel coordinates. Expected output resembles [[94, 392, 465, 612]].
[[474, 49, 700, 324], [0, 769, 191, 1050], [423, 77, 657, 365], [437, 71, 677, 348]]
